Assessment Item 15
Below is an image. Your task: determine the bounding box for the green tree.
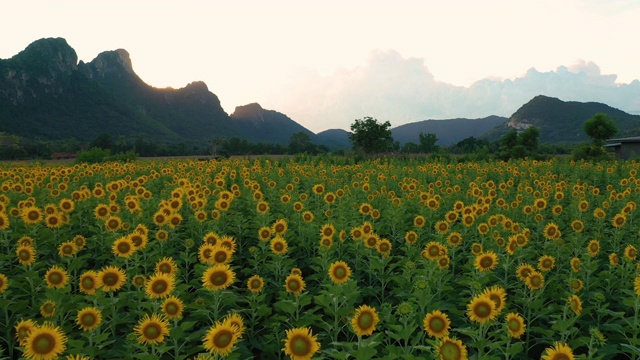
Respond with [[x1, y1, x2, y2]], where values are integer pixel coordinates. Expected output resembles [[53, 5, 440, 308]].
[[584, 113, 618, 146], [517, 126, 540, 152], [401, 141, 419, 154], [289, 132, 315, 154], [349, 116, 394, 154], [418, 132, 439, 153]]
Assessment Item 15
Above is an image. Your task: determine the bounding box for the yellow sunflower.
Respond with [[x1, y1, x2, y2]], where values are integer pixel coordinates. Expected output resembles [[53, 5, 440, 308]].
[[45, 265, 69, 289], [256, 201, 269, 214], [516, 263, 535, 281], [202, 264, 236, 291], [40, 300, 56, 318], [537, 255, 556, 272], [145, 272, 175, 299], [272, 218, 288, 235], [376, 238, 392, 256], [98, 266, 127, 292], [21, 206, 43, 225], [270, 236, 289, 255], [543, 222, 561, 240], [467, 294, 497, 324], [76, 307, 102, 331], [413, 215, 426, 228], [155, 256, 178, 276], [483, 285, 507, 314], [505, 313, 526, 339], [568, 295, 582, 315], [359, 202, 372, 215], [437, 255, 451, 269], [474, 251, 499, 272], [609, 253, 619, 266], [525, 271, 545, 290], [422, 242, 445, 261], [351, 305, 379, 336], [423, 310, 451, 338], [282, 327, 320, 360], [104, 216, 122, 232], [155, 229, 169, 242], [570, 220, 584, 233], [112, 236, 135, 258], [202, 321, 239, 356], [586, 240, 600, 257], [541, 342, 575, 360], [134, 313, 170, 345], [446, 232, 463, 247], [302, 211, 314, 223], [328, 261, 352, 284], [15, 318, 36, 346], [0, 212, 9, 230], [625, 245, 638, 261], [612, 213, 626, 228], [570, 257, 581, 273], [435, 220, 450, 234], [23, 322, 67, 360], [72, 235, 86, 249], [436, 336, 468, 360], [223, 312, 245, 338], [405, 230, 418, 244], [198, 243, 216, 264], [162, 296, 184, 319], [247, 275, 265, 293], [16, 245, 36, 266], [258, 226, 272, 242], [470, 243, 483, 256], [284, 273, 306, 295], [320, 223, 336, 238], [0, 273, 8, 294], [129, 232, 148, 250], [44, 212, 64, 229]]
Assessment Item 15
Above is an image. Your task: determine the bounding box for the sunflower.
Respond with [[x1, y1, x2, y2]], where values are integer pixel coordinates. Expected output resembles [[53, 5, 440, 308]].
[[72, 235, 86, 249], [470, 243, 483, 256], [271, 236, 289, 255], [134, 313, 170, 345], [612, 213, 626, 228], [483, 286, 507, 314], [568, 295, 582, 315], [44, 212, 64, 229], [516, 264, 535, 282], [156, 229, 169, 242], [446, 232, 462, 247], [112, 236, 135, 258], [609, 253, 619, 266], [0, 273, 8, 294], [625, 245, 638, 261], [359, 203, 372, 215], [350, 227, 364, 241], [570, 257, 581, 273], [16, 245, 36, 266], [162, 296, 184, 319], [423, 310, 450, 338], [59, 198, 75, 213], [593, 207, 606, 220], [505, 313, 526, 339], [104, 216, 122, 232], [256, 201, 269, 214], [247, 275, 265, 293], [525, 271, 545, 290], [0, 212, 9, 230], [21, 206, 43, 225], [223, 312, 245, 337], [436, 336, 468, 360], [328, 261, 351, 284], [534, 198, 547, 210], [132, 274, 147, 288], [282, 327, 320, 360], [474, 251, 499, 272], [538, 255, 556, 272], [364, 234, 379, 249], [312, 184, 325, 195], [634, 276, 640, 296], [437, 255, 451, 269], [284, 273, 306, 295], [462, 214, 475, 227], [146, 272, 175, 299], [15, 318, 36, 345], [98, 266, 127, 292], [351, 305, 379, 336], [404, 230, 418, 245], [413, 215, 426, 228], [587, 240, 600, 257], [202, 264, 236, 291], [467, 294, 497, 324], [551, 205, 563, 216], [435, 220, 450, 234], [541, 342, 575, 360], [320, 223, 336, 238], [153, 212, 168, 226], [272, 218, 288, 235], [76, 307, 102, 331], [198, 244, 216, 264], [129, 232, 148, 250], [45, 265, 69, 289], [543, 222, 561, 240], [93, 204, 110, 220], [78, 270, 99, 295], [301, 210, 314, 223], [203, 321, 240, 356], [156, 257, 178, 276], [570, 220, 584, 233], [40, 300, 56, 317], [376, 238, 392, 256], [570, 279, 584, 293], [23, 322, 67, 360], [258, 226, 272, 242], [422, 242, 444, 261]]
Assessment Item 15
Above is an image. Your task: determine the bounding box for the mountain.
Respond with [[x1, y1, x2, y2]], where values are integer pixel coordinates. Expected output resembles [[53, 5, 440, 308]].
[[482, 95, 640, 143], [230, 103, 313, 145], [314, 129, 351, 149], [391, 116, 507, 145], [0, 38, 311, 147]]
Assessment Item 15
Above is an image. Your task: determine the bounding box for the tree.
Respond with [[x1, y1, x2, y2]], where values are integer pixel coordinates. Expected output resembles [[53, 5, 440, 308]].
[[418, 132, 439, 153], [349, 117, 394, 154], [401, 142, 419, 154], [90, 133, 113, 151], [289, 132, 314, 154], [584, 113, 618, 146], [517, 126, 540, 152]]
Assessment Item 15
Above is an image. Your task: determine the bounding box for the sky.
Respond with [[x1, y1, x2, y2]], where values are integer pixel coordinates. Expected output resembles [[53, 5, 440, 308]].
[[2, 0, 640, 133]]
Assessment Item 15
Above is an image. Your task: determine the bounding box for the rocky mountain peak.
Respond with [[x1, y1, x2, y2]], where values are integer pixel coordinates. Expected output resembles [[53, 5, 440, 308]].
[[15, 37, 78, 74], [87, 48, 136, 79], [230, 103, 265, 120]]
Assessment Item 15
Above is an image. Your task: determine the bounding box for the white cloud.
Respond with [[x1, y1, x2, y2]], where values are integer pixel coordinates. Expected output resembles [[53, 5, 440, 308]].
[[267, 50, 640, 133]]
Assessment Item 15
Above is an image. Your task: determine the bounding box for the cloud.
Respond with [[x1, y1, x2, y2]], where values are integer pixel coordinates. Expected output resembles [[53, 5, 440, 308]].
[[267, 50, 640, 133]]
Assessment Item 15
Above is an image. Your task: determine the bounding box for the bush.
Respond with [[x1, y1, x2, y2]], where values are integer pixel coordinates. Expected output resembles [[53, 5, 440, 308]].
[[572, 144, 611, 161], [75, 148, 138, 164]]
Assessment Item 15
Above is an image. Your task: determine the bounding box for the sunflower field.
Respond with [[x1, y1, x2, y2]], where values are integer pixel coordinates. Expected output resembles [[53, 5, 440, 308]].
[[0, 156, 639, 360]]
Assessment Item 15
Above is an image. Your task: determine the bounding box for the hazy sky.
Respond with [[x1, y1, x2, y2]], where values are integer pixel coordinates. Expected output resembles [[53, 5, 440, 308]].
[[2, 0, 640, 132]]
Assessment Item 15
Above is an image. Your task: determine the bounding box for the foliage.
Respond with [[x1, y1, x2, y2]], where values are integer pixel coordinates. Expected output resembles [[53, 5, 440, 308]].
[[349, 116, 395, 154], [74, 147, 138, 164], [584, 113, 618, 146], [418, 132, 439, 153], [572, 143, 612, 161], [496, 127, 541, 160]]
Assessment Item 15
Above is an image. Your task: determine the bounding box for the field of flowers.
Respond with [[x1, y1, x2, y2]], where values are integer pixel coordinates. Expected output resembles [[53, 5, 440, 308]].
[[0, 156, 639, 359]]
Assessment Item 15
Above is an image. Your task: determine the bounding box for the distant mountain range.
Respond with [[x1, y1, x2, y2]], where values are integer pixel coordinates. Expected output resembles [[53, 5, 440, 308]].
[[1, 38, 639, 150]]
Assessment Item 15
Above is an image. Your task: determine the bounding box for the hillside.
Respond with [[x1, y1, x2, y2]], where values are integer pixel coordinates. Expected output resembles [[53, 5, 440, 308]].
[[229, 103, 314, 145], [482, 95, 640, 143], [391, 116, 507, 146]]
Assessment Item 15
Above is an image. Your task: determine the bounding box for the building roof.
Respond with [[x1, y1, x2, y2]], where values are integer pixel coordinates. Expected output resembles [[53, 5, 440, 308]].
[[607, 136, 640, 143]]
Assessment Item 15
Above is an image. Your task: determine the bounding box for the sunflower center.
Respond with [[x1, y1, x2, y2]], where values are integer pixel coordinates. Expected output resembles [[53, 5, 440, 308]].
[[165, 303, 178, 315], [530, 276, 541, 286], [33, 333, 55, 354], [474, 302, 491, 318], [82, 314, 96, 325], [334, 267, 346, 279], [358, 313, 373, 329], [28, 211, 39, 220], [118, 243, 130, 253], [159, 264, 171, 273], [250, 280, 261, 289], [48, 273, 62, 284], [508, 319, 520, 331], [291, 335, 311, 355], [103, 274, 117, 286], [430, 317, 445, 332], [288, 280, 300, 291], [213, 330, 233, 347], [555, 355, 571, 360], [274, 243, 284, 251], [215, 252, 227, 263], [440, 340, 461, 360], [19, 250, 30, 260], [153, 280, 168, 293], [481, 258, 493, 268], [144, 324, 160, 339], [82, 277, 95, 289], [211, 272, 227, 286], [490, 295, 501, 309]]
